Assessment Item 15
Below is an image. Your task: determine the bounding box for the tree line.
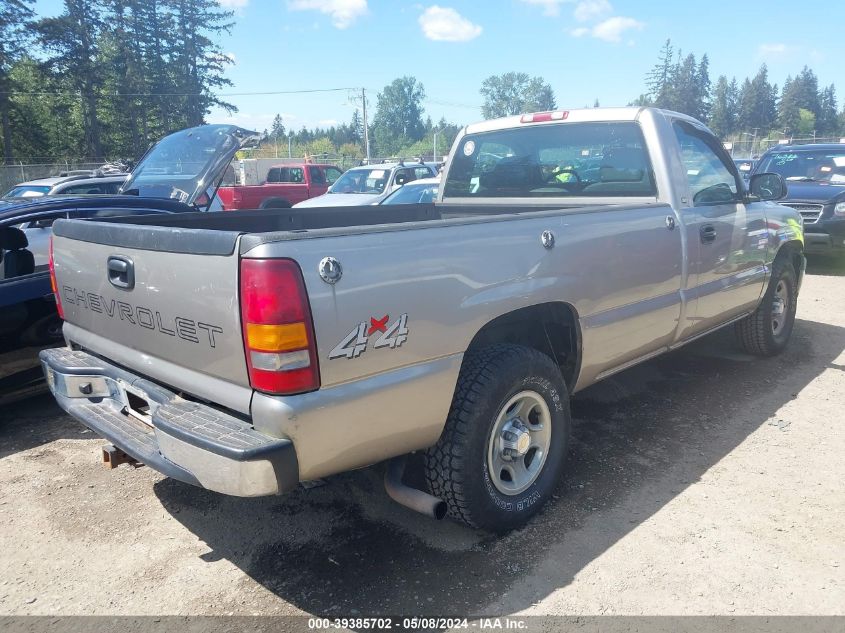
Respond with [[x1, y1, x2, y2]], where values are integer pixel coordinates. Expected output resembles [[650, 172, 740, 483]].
[[0, 0, 234, 164], [634, 40, 843, 148]]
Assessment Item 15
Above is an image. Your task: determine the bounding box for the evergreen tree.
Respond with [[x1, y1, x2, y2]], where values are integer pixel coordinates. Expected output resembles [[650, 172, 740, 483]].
[[37, 0, 106, 159], [270, 114, 285, 142], [645, 39, 676, 107], [818, 85, 838, 135], [738, 65, 776, 133], [350, 108, 363, 144], [169, 0, 236, 127], [708, 75, 735, 138], [0, 0, 35, 163]]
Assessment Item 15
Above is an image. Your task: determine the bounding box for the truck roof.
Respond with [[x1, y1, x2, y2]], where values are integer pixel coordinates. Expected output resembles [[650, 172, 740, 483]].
[[463, 106, 702, 135]]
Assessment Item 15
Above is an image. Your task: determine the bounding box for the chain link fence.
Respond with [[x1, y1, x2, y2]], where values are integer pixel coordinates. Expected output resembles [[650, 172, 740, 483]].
[[0, 162, 104, 196]]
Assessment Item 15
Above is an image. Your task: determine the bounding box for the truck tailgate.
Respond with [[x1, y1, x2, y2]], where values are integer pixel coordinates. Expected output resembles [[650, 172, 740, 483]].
[[51, 219, 252, 413]]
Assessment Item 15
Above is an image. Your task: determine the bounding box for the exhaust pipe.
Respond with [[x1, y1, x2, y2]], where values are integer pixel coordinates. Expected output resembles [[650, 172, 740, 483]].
[[384, 456, 447, 520]]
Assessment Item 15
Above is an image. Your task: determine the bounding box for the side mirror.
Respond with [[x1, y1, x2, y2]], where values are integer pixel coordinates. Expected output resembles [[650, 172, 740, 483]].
[[748, 172, 786, 201], [394, 174, 408, 186]]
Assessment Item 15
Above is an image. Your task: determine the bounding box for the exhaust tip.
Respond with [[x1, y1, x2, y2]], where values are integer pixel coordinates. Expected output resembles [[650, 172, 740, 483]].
[[433, 501, 448, 521]]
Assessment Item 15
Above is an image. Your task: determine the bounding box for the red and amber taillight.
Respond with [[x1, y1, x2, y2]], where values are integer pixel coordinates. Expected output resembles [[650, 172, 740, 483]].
[[48, 236, 64, 319], [240, 258, 320, 395]]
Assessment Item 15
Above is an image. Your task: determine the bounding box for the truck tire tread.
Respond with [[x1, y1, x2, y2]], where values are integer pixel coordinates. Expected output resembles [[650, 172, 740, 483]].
[[424, 344, 569, 530], [735, 253, 797, 356]]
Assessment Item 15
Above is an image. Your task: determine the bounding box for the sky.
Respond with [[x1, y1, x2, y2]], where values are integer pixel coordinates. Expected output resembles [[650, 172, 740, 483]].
[[33, 0, 845, 135]]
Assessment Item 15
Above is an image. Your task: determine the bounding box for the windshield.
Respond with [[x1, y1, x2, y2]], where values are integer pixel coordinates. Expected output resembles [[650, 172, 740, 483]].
[[329, 168, 392, 194], [381, 182, 439, 205], [757, 149, 845, 183], [4, 185, 52, 198], [122, 124, 258, 205], [443, 122, 656, 199]]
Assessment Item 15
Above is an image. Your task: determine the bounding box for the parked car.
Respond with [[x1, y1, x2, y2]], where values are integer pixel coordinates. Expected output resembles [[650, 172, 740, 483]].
[[216, 163, 343, 210], [41, 107, 803, 531], [4, 173, 129, 199], [378, 177, 440, 205], [0, 124, 260, 404], [751, 143, 845, 257], [293, 161, 437, 208], [733, 157, 755, 181]]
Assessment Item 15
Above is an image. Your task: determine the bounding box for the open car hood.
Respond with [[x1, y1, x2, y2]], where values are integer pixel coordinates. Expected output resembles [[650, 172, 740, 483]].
[[121, 124, 261, 208]]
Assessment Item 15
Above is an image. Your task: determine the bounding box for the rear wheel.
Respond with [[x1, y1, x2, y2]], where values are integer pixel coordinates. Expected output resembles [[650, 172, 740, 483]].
[[424, 345, 570, 531], [735, 254, 798, 356]]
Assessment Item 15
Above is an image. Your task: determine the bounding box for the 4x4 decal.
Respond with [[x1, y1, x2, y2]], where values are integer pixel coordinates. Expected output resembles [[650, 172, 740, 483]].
[[329, 314, 409, 360]]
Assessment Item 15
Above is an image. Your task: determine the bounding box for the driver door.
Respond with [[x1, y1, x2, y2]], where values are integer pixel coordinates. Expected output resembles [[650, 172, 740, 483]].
[[672, 120, 769, 340]]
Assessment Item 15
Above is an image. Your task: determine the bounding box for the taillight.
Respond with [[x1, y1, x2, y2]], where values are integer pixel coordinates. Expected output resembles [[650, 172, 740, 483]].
[[240, 258, 320, 395], [48, 236, 64, 319]]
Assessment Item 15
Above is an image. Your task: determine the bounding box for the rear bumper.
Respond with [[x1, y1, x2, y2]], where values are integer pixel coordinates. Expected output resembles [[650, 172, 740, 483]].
[[39, 347, 298, 497]]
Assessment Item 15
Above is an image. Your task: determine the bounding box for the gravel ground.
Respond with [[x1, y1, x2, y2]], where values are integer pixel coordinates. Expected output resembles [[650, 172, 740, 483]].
[[1, 258, 843, 618]]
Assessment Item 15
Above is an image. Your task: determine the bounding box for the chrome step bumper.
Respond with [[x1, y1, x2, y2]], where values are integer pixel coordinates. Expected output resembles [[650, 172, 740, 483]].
[[39, 347, 298, 497]]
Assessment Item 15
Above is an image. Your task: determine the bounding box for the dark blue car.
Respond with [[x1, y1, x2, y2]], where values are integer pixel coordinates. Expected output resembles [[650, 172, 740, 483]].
[[752, 144, 845, 257]]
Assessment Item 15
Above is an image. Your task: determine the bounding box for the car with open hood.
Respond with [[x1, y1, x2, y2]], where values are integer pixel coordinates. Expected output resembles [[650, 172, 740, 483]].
[[0, 124, 260, 403]]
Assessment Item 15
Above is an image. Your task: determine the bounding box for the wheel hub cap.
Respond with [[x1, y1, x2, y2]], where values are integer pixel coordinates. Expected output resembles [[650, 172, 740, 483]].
[[487, 390, 553, 496], [499, 420, 531, 459]]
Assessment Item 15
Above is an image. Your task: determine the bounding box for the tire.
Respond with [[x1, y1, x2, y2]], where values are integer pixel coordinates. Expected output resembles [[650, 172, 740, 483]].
[[424, 344, 570, 531], [735, 254, 798, 356]]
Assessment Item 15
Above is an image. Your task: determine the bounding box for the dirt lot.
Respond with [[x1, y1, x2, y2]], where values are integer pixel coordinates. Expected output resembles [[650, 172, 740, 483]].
[[1, 259, 844, 618]]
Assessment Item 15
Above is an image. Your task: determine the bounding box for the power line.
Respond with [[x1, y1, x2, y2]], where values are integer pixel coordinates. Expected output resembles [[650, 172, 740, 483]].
[[0, 86, 359, 98]]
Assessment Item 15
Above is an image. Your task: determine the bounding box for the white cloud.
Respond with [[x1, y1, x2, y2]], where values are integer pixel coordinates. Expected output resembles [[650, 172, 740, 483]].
[[219, 0, 248, 8], [419, 6, 482, 42], [573, 0, 611, 22], [570, 26, 589, 37], [318, 118, 339, 127], [589, 16, 644, 42], [287, 0, 368, 29], [520, 0, 572, 17], [758, 43, 789, 56]]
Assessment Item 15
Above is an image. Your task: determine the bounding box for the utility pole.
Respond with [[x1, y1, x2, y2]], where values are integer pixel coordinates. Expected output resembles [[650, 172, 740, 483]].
[[288, 133, 292, 159], [362, 87, 370, 163], [433, 128, 441, 162]]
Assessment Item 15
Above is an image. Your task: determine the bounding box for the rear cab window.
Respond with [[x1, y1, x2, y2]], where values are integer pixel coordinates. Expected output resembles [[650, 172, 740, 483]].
[[442, 122, 657, 200]]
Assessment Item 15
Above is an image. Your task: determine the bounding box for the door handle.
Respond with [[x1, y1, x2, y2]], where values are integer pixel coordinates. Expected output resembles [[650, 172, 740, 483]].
[[700, 224, 717, 244], [107, 255, 134, 289]]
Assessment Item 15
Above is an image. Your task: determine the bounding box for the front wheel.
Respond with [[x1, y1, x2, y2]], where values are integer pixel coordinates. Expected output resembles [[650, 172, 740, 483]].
[[425, 345, 570, 531], [735, 254, 798, 356]]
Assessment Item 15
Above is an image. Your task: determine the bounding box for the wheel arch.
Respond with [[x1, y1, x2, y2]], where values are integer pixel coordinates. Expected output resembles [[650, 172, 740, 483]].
[[464, 301, 582, 389], [772, 238, 805, 289], [259, 198, 292, 209]]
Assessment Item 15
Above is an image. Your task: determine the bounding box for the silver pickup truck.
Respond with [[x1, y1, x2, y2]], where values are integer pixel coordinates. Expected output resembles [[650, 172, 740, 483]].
[[41, 108, 804, 531]]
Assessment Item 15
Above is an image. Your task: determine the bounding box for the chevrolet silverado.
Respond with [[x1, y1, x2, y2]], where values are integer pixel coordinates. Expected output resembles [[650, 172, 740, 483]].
[[41, 108, 804, 530]]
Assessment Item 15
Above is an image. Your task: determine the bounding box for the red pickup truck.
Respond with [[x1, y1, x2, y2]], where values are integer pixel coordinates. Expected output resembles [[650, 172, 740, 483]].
[[217, 163, 343, 210]]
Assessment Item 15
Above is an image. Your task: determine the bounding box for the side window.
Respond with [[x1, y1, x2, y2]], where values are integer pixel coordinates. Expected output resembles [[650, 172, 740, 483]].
[[309, 166, 327, 185], [266, 167, 281, 183], [415, 167, 432, 179], [289, 167, 304, 183], [394, 168, 415, 186], [325, 167, 342, 184], [672, 121, 740, 206]]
